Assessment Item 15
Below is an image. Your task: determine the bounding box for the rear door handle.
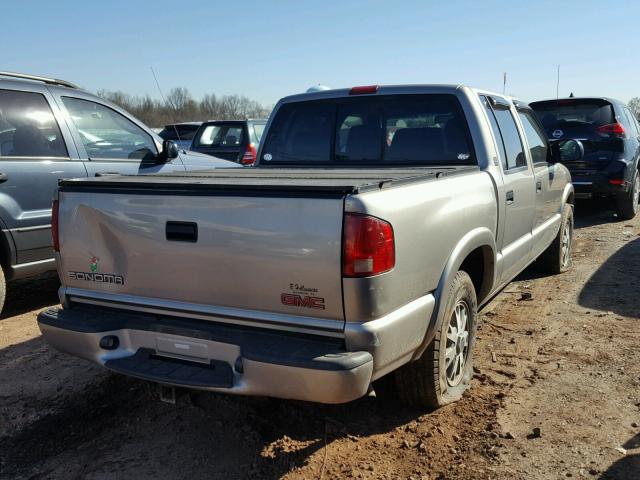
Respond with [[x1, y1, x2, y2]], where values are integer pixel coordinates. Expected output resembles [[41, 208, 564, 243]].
[[536, 181, 542, 193], [506, 190, 514, 204], [166, 221, 198, 242], [0, 172, 8, 183]]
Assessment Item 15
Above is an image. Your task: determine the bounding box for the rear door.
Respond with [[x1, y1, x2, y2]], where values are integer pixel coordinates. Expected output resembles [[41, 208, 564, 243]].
[[55, 95, 186, 177], [516, 108, 562, 246], [191, 122, 246, 162], [0, 88, 87, 266], [482, 96, 536, 284]]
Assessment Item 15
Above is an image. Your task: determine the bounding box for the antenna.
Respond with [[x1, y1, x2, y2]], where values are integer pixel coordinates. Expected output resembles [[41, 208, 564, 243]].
[[502, 72, 507, 95], [150, 66, 183, 145], [556, 65, 560, 100]]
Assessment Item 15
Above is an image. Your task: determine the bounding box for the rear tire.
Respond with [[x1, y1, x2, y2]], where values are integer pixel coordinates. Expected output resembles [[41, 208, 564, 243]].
[[395, 271, 477, 408], [537, 204, 573, 275], [615, 171, 639, 220]]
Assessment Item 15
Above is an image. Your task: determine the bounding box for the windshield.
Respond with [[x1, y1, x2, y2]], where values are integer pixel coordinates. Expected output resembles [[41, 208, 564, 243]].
[[193, 124, 244, 147], [259, 94, 474, 166]]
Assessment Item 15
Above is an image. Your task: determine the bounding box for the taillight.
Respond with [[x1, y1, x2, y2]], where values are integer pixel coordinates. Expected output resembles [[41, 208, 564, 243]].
[[51, 200, 59, 252], [608, 179, 625, 185], [241, 143, 257, 165], [343, 213, 395, 277], [349, 85, 379, 95], [596, 122, 627, 139]]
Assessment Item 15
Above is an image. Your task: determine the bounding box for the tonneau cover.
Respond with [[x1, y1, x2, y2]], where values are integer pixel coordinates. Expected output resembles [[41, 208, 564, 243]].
[[58, 167, 478, 195]]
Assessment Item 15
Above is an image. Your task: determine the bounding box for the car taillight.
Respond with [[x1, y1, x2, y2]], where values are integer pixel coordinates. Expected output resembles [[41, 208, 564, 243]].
[[343, 213, 395, 277], [241, 143, 257, 165], [52, 200, 59, 252], [596, 122, 627, 139], [608, 179, 625, 185]]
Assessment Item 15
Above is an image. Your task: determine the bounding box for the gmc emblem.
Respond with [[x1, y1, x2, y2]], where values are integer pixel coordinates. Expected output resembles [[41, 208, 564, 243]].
[[281, 293, 325, 310]]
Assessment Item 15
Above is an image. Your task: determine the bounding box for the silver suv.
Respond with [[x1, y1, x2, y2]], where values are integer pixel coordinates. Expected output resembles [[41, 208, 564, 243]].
[[0, 72, 237, 312]]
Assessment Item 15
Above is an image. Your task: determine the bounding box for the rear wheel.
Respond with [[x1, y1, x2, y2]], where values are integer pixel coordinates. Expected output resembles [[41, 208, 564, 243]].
[[615, 171, 639, 220], [537, 204, 573, 274], [395, 271, 477, 408]]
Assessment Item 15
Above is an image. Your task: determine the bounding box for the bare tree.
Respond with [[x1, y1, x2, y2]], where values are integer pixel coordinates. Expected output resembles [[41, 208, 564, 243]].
[[97, 87, 271, 127]]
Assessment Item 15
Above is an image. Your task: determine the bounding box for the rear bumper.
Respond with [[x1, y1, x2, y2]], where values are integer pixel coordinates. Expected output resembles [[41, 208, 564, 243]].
[[570, 170, 631, 199], [37, 305, 374, 404]]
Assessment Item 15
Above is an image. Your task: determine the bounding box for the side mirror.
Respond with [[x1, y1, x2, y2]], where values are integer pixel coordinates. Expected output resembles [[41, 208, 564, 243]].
[[551, 139, 584, 164], [160, 140, 180, 162]]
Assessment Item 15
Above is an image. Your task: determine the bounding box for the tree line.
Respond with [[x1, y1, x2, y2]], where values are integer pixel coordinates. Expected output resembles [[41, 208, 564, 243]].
[[97, 87, 272, 128]]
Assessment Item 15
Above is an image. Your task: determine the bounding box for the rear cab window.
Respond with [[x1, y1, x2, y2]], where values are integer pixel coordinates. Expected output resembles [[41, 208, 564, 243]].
[[260, 94, 475, 167], [159, 125, 199, 141]]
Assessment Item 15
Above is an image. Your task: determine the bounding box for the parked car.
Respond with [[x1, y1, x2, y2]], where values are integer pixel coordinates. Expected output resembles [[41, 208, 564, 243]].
[[530, 97, 640, 219], [157, 122, 202, 150], [39, 84, 578, 408], [190, 119, 267, 165], [0, 72, 238, 313]]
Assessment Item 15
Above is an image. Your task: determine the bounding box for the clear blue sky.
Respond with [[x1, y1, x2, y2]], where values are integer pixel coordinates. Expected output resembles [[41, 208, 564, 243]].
[[2, 0, 639, 106]]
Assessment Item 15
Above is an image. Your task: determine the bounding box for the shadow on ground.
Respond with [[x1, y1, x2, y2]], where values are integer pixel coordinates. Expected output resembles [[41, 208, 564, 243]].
[[600, 433, 640, 480], [1, 272, 59, 319], [577, 238, 640, 317]]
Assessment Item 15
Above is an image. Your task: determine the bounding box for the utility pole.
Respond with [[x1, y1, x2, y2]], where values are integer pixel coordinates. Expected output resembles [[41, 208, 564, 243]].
[[556, 65, 560, 99]]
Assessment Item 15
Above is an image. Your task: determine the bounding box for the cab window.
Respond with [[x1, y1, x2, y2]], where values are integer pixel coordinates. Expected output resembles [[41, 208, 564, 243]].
[[0, 89, 68, 158], [518, 110, 549, 164]]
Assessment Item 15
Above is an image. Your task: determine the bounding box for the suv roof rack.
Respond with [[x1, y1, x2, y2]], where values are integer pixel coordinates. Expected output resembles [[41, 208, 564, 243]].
[[0, 71, 78, 89]]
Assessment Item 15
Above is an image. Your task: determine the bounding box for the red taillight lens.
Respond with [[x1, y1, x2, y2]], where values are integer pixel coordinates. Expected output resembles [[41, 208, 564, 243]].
[[51, 200, 59, 252], [241, 143, 257, 165], [596, 122, 627, 138], [349, 85, 379, 95], [343, 213, 395, 277], [608, 179, 625, 185]]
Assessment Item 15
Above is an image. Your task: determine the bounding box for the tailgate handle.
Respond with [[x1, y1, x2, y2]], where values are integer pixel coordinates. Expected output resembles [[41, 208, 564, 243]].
[[166, 221, 198, 242]]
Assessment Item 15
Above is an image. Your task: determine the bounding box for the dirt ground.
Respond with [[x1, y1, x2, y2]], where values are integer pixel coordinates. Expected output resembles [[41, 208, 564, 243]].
[[1, 201, 639, 480]]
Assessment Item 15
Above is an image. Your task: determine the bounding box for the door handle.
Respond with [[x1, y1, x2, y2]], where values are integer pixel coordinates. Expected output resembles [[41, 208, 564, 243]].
[[536, 181, 542, 193], [506, 190, 514, 204], [0, 172, 8, 183], [166, 221, 198, 242]]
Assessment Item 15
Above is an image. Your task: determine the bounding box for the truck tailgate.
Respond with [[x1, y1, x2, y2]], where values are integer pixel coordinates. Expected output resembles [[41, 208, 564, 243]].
[[57, 186, 346, 332]]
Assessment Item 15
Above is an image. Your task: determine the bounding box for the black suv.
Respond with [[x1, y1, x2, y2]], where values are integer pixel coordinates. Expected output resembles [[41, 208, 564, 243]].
[[530, 97, 640, 219], [190, 119, 267, 166]]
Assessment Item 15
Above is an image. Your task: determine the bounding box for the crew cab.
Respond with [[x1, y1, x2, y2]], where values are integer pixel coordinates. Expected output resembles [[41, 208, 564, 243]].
[[39, 85, 578, 407]]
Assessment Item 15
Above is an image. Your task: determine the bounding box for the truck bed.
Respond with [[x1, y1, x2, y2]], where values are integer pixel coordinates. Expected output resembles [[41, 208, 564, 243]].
[[59, 167, 479, 195]]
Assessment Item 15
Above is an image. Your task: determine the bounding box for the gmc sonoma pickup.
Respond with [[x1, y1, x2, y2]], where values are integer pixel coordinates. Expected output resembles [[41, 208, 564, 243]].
[[38, 85, 580, 407]]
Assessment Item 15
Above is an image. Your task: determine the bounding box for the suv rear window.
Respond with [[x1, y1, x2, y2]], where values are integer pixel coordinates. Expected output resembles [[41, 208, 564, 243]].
[[193, 124, 244, 147], [530, 99, 615, 132], [260, 94, 474, 166]]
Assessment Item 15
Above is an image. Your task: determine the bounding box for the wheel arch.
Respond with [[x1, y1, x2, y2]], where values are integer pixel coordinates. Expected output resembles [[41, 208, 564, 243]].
[[412, 227, 496, 360]]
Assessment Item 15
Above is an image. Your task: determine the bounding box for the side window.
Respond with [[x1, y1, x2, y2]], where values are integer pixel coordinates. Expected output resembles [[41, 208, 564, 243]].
[[482, 96, 508, 170], [490, 102, 527, 170], [518, 110, 549, 164], [62, 97, 157, 161], [623, 108, 639, 136], [195, 125, 244, 147], [0, 89, 68, 158]]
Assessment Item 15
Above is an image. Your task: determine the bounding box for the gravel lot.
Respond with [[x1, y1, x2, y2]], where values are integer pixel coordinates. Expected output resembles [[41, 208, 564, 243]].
[[0, 200, 639, 480]]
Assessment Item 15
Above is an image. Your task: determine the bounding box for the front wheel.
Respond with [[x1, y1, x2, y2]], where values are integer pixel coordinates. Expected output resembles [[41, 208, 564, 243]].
[[395, 271, 477, 408], [615, 171, 639, 220]]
